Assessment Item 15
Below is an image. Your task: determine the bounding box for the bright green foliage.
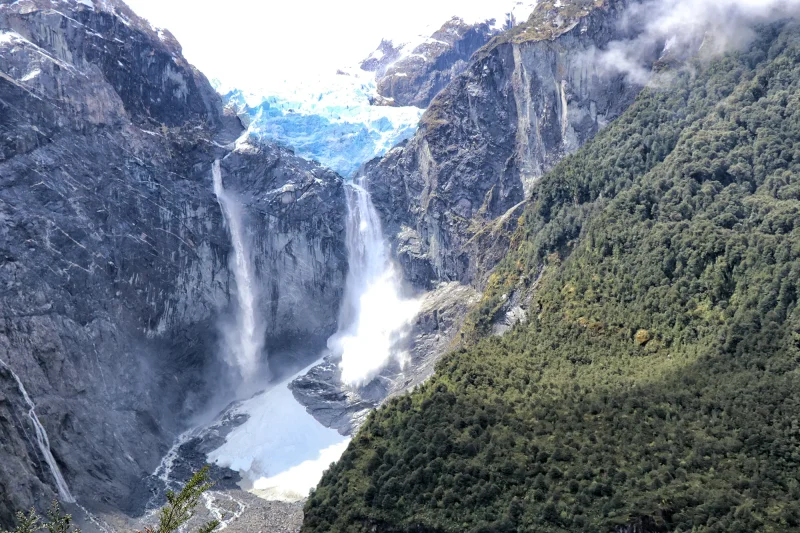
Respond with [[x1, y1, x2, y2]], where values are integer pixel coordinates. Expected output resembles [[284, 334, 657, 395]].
[[2, 510, 41, 533], [142, 466, 219, 533], [44, 502, 80, 533], [303, 21, 800, 533]]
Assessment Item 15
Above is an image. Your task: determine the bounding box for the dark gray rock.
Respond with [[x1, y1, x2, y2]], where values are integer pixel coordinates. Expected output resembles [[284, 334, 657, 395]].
[[362, 17, 501, 108], [219, 146, 346, 352], [0, 0, 346, 526], [365, 0, 658, 288], [289, 357, 374, 435]]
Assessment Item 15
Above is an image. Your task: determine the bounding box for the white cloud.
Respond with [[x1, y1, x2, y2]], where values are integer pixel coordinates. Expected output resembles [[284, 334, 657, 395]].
[[589, 0, 800, 85], [123, 0, 536, 92]]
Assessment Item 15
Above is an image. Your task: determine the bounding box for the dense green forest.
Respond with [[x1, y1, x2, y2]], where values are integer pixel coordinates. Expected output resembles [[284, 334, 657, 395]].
[[302, 21, 800, 533]]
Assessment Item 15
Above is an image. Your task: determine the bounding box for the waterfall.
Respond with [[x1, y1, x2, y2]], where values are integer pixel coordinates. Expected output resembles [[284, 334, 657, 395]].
[[212, 160, 265, 382], [328, 179, 419, 387], [0, 358, 75, 503]]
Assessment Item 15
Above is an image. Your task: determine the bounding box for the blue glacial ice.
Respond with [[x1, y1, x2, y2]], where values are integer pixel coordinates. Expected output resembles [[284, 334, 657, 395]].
[[220, 74, 423, 177]]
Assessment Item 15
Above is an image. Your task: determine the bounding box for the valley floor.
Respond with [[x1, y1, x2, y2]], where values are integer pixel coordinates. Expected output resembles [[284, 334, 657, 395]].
[[98, 490, 303, 533]]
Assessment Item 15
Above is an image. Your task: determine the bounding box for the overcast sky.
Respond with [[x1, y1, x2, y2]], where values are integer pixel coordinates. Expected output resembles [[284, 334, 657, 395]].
[[124, 0, 531, 91]]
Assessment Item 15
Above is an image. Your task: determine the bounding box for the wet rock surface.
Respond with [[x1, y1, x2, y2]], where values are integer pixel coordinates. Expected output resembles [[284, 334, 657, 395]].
[[290, 356, 374, 435], [0, 0, 346, 525]]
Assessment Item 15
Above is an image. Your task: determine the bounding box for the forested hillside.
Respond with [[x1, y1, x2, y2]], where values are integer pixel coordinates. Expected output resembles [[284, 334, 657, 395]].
[[302, 20, 800, 533]]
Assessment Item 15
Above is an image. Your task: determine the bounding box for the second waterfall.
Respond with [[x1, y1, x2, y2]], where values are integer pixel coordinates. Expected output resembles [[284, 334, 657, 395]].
[[328, 178, 420, 387], [213, 160, 265, 383]]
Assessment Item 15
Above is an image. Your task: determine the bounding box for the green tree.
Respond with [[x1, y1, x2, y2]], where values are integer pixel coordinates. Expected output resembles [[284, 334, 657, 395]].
[[2, 467, 219, 533], [140, 466, 220, 533]]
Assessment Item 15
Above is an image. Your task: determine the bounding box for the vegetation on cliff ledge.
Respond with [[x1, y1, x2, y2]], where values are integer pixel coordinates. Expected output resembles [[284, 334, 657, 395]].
[[303, 21, 800, 533]]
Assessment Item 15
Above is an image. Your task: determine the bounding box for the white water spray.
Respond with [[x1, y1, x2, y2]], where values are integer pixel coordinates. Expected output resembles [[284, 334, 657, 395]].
[[328, 180, 420, 387], [212, 160, 265, 382], [0, 358, 74, 503]]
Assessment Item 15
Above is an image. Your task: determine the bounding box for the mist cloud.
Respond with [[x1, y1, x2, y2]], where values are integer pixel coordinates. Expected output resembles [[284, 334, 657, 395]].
[[589, 0, 800, 85]]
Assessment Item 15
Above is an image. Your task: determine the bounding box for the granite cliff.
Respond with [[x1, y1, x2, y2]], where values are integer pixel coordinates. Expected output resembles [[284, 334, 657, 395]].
[[0, 0, 346, 523], [365, 0, 660, 288]]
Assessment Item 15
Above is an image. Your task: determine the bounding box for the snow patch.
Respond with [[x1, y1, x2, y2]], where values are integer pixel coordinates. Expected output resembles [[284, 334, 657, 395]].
[[20, 68, 40, 81], [0, 31, 22, 46], [251, 441, 350, 501], [207, 361, 350, 502]]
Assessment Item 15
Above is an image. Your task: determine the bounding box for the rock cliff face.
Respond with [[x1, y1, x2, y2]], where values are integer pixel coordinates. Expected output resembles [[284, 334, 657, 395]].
[[361, 3, 541, 109], [287, 0, 664, 442], [365, 0, 659, 287], [217, 144, 346, 352], [0, 0, 346, 524], [362, 18, 501, 109]]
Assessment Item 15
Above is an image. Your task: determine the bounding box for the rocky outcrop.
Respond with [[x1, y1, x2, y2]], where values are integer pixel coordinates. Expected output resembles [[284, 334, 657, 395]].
[[365, 0, 659, 288], [0, 0, 346, 524], [290, 281, 479, 435], [218, 143, 346, 352], [362, 18, 501, 108]]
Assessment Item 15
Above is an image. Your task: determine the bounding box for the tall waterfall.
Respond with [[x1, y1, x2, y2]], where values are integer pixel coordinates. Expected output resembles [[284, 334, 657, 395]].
[[328, 179, 419, 386], [0, 358, 75, 503], [213, 160, 265, 382]]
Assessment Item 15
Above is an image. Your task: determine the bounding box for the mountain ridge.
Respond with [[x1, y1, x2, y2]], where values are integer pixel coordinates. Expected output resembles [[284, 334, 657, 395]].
[[365, 0, 650, 288], [302, 17, 800, 533]]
